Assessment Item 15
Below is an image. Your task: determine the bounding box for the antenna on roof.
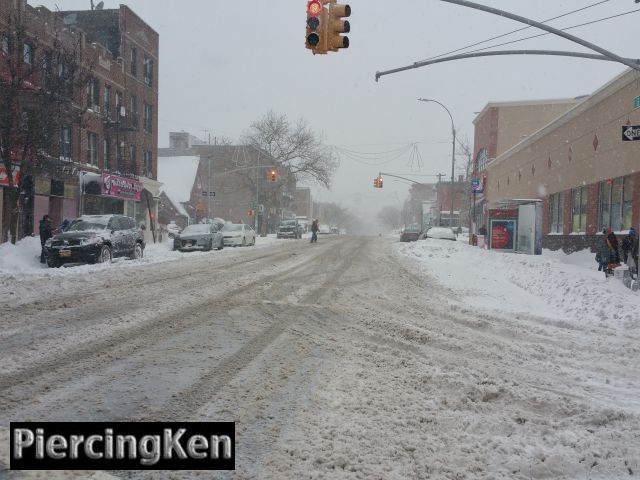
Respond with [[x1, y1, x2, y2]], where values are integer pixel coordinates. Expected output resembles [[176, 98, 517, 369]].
[[96, 1, 104, 9]]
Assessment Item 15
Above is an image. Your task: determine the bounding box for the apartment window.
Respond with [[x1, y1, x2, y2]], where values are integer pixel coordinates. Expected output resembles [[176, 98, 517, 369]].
[[103, 138, 111, 170], [129, 144, 137, 173], [143, 56, 153, 87], [130, 47, 137, 77], [60, 126, 72, 159], [143, 103, 152, 133], [116, 141, 124, 172], [87, 132, 98, 165], [599, 176, 634, 231], [130, 95, 137, 114], [476, 147, 488, 174], [571, 186, 587, 233], [87, 79, 99, 109], [23, 42, 32, 64], [104, 85, 112, 118], [143, 150, 152, 177], [549, 192, 564, 234], [1, 35, 9, 55], [115, 91, 123, 117]]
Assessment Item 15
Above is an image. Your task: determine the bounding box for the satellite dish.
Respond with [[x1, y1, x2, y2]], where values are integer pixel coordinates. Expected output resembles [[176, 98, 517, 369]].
[[96, 1, 104, 9]]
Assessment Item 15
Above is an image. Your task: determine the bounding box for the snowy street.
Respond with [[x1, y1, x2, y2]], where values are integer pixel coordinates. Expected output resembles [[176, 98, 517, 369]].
[[1, 235, 639, 479]]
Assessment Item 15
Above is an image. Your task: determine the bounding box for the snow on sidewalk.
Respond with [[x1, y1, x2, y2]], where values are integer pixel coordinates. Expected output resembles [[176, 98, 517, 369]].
[[394, 238, 640, 330]]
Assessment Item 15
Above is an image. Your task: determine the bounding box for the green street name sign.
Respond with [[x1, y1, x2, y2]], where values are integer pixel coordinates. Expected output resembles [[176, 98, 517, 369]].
[[635, 95, 640, 109]]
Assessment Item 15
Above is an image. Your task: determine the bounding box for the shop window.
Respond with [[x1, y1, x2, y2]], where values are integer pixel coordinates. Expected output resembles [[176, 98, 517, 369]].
[[571, 186, 587, 233], [51, 179, 65, 197], [599, 176, 634, 231], [549, 192, 564, 234]]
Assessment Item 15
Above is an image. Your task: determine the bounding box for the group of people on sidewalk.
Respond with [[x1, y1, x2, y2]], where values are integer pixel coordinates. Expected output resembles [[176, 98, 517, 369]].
[[596, 227, 639, 278]]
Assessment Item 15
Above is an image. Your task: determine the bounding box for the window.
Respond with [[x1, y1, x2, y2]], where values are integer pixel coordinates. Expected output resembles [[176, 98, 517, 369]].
[[130, 47, 137, 77], [549, 192, 564, 234], [104, 138, 111, 170], [143, 55, 153, 87], [571, 186, 587, 233], [23, 42, 32, 64], [475, 148, 488, 174], [1, 35, 9, 55], [60, 126, 72, 159], [104, 85, 112, 118], [87, 79, 99, 109], [130, 95, 137, 114], [87, 132, 98, 165], [599, 176, 634, 231], [115, 91, 123, 117], [143, 150, 152, 177], [143, 103, 152, 133], [116, 141, 124, 171], [51, 179, 65, 197], [129, 144, 137, 173]]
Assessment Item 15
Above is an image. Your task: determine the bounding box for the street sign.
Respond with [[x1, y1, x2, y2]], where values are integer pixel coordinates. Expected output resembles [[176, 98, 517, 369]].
[[622, 125, 640, 141], [634, 96, 640, 109], [201, 191, 216, 197], [471, 178, 483, 193]]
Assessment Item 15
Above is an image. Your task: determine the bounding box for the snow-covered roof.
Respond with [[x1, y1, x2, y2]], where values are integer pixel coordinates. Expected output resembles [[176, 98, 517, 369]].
[[157, 155, 200, 216]]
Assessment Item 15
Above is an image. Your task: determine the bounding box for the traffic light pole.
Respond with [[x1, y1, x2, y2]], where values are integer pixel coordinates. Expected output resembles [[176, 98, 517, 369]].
[[378, 172, 445, 185]]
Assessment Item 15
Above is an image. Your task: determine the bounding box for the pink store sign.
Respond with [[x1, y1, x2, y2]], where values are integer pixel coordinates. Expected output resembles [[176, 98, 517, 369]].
[[101, 173, 143, 201]]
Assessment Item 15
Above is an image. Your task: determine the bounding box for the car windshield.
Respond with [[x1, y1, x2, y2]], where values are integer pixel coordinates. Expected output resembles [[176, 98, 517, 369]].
[[280, 221, 296, 227], [222, 224, 243, 232], [182, 224, 210, 235], [67, 220, 108, 232]]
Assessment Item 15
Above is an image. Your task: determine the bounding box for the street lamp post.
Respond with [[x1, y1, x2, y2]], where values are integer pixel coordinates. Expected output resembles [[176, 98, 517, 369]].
[[417, 98, 456, 228]]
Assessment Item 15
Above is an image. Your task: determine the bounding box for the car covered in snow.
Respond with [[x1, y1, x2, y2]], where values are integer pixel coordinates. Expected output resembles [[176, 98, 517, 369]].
[[424, 226, 457, 241], [166, 221, 181, 239], [173, 222, 224, 251], [277, 219, 303, 239], [222, 223, 256, 246], [45, 214, 144, 267]]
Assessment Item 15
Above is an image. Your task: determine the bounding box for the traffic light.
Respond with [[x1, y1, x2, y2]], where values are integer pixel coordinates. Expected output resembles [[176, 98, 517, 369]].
[[373, 177, 379, 188], [378, 175, 383, 188], [327, 3, 350, 52], [269, 169, 277, 182], [306, 0, 327, 54], [247, 209, 255, 217]]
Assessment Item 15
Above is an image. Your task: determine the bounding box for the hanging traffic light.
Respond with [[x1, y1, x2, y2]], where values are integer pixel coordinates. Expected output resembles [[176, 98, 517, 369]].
[[378, 175, 383, 188], [327, 3, 350, 51], [306, 0, 327, 54], [269, 170, 277, 182], [373, 177, 379, 188]]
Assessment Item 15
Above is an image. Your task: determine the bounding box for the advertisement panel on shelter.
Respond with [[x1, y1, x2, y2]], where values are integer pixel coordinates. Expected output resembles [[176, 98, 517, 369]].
[[0, 165, 21, 187], [490, 219, 516, 251], [101, 173, 143, 201]]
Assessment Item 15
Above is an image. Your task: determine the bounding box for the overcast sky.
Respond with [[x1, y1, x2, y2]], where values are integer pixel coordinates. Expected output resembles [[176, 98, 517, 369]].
[[36, 0, 637, 222]]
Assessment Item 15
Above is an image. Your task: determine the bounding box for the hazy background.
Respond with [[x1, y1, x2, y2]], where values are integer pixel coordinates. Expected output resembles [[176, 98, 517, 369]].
[[36, 0, 638, 221]]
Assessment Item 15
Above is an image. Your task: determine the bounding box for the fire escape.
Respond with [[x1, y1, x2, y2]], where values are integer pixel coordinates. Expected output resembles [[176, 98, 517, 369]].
[[103, 104, 139, 179]]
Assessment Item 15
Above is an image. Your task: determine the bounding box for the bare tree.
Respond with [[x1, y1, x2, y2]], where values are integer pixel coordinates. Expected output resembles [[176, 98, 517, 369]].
[[455, 134, 474, 229], [376, 205, 402, 231], [240, 111, 338, 235], [0, 3, 95, 242]]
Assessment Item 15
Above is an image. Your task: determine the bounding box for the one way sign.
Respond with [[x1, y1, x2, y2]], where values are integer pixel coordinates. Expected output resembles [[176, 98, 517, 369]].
[[622, 125, 640, 141]]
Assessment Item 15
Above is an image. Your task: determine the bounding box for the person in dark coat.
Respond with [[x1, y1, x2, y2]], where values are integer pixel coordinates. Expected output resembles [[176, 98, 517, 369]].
[[478, 225, 487, 236], [39, 215, 53, 263], [606, 227, 620, 265], [596, 229, 610, 274], [310, 219, 319, 243]]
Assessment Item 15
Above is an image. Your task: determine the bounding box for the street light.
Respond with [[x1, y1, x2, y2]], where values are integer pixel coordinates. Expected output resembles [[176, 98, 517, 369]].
[[417, 98, 456, 228]]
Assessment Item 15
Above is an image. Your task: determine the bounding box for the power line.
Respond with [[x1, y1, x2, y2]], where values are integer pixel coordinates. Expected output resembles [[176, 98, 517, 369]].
[[459, 8, 640, 56], [417, 0, 610, 63]]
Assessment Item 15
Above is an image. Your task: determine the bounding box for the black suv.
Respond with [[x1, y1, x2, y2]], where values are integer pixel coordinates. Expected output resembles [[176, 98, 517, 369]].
[[45, 214, 145, 267], [277, 219, 303, 239]]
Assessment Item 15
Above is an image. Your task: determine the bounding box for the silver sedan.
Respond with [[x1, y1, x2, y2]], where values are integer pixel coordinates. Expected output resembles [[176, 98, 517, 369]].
[[173, 223, 224, 251]]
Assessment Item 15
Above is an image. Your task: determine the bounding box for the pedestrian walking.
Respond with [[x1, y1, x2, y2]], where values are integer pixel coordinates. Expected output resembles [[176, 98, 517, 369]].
[[39, 215, 53, 264], [310, 219, 319, 243], [596, 229, 610, 274], [622, 227, 639, 274]]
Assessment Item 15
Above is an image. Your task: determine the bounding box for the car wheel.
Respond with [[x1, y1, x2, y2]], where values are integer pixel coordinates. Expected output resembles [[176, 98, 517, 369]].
[[97, 245, 112, 264], [217, 239, 224, 250], [204, 240, 212, 252], [130, 242, 143, 260], [47, 259, 61, 268]]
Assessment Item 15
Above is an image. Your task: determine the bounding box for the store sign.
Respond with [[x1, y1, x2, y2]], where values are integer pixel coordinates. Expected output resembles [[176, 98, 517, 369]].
[[101, 173, 143, 201], [0, 165, 21, 187], [622, 125, 640, 141]]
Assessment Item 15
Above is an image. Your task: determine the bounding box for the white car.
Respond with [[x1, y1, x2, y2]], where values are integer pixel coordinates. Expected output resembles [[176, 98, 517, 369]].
[[425, 227, 457, 241], [222, 223, 256, 247]]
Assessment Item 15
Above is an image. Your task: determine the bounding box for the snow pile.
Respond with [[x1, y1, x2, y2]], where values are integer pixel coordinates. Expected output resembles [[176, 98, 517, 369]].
[[0, 236, 46, 273], [395, 239, 640, 329]]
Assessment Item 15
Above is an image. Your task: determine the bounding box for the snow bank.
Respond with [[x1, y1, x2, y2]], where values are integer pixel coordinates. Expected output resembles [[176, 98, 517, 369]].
[[395, 239, 640, 329]]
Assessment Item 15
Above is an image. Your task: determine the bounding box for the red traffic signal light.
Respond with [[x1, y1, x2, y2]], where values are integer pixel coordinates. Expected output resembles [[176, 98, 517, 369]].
[[269, 170, 277, 182], [307, 0, 322, 16], [306, 0, 326, 53]]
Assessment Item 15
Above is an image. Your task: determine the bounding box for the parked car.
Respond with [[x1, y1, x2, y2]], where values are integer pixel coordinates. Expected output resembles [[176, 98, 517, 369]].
[[173, 222, 224, 251], [425, 226, 457, 241], [400, 225, 421, 242], [45, 214, 144, 267], [222, 223, 256, 246], [277, 219, 303, 239], [166, 221, 181, 239], [318, 224, 331, 235]]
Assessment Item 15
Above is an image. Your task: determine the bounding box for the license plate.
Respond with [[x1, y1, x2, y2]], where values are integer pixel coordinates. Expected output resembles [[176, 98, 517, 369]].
[[59, 250, 71, 258]]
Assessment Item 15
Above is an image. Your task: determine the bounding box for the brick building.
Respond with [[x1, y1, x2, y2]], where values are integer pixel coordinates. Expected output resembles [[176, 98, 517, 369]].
[[471, 97, 580, 233], [408, 183, 437, 229], [0, 1, 159, 243], [486, 68, 640, 253]]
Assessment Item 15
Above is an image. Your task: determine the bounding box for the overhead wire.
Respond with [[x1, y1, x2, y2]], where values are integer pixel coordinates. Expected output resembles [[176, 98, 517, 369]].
[[417, 0, 611, 63]]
